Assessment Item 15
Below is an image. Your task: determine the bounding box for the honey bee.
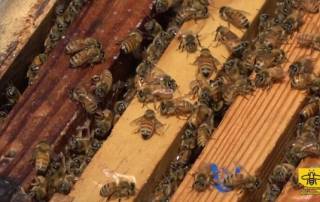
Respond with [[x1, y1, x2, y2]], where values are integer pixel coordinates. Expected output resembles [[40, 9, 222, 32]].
[[219, 6, 250, 29], [67, 122, 91, 154], [55, 16, 68, 32], [297, 33, 320, 51], [29, 176, 48, 201], [144, 68, 178, 91], [93, 109, 114, 139], [65, 37, 101, 55], [180, 135, 197, 150], [254, 49, 285, 71], [299, 98, 320, 121], [177, 31, 201, 53], [155, 0, 181, 13], [215, 26, 249, 57], [240, 49, 256, 73], [0, 111, 7, 124], [87, 138, 102, 159], [113, 100, 128, 122], [100, 174, 136, 200], [137, 87, 174, 104], [293, 0, 320, 13], [91, 69, 113, 99], [27, 53, 47, 85], [273, 12, 287, 26], [153, 177, 176, 201], [5, 83, 21, 106], [281, 9, 304, 34], [172, 149, 192, 167], [187, 103, 212, 128], [257, 29, 283, 50], [222, 170, 261, 191], [258, 13, 272, 32], [53, 173, 75, 194], [290, 72, 317, 90], [67, 155, 88, 176], [268, 163, 295, 185], [70, 87, 98, 114], [136, 59, 154, 78], [100, 181, 118, 199], [131, 109, 165, 140], [262, 183, 281, 202], [49, 153, 75, 194], [120, 30, 143, 54], [197, 122, 214, 147], [289, 57, 315, 78], [33, 141, 51, 175], [187, 79, 206, 99], [114, 180, 136, 199], [70, 47, 104, 68], [63, 0, 87, 24], [276, 0, 294, 16], [159, 98, 194, 117], [255, 66, 285, 89], [298, 115, 320, 135], [194, 48, 220, 79], [55, 3, 66, 16], [144, 19, 163, 38], [192, 164, 214, 192]]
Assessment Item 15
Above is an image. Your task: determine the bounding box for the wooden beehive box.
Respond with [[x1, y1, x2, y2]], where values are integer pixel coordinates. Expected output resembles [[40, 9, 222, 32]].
[[1, 0, 320, 202]]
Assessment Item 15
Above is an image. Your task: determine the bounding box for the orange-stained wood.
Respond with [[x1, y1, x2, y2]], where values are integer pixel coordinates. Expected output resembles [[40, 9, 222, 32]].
[[172, 8, 320, 202]]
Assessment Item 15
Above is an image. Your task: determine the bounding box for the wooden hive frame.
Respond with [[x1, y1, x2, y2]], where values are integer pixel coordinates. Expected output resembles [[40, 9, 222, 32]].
[[173, 6, 320, 202], [1, 0, 320, 202], [67, 0, 271, 201], [0, 0, 153, 193]]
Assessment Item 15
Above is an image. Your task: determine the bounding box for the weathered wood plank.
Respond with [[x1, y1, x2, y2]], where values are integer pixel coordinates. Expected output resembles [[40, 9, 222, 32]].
[[68, 0, 268, 201], [172, 11, 320, 202], [0, 0, 59, 82], [0, 0, 152, 190]]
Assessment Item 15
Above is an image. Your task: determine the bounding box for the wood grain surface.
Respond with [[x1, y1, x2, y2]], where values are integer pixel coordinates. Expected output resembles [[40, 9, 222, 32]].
[[0, 0, 58, 81], [68, 0, 268, 201], [0, 0, 152, 190], [172, 9, 320, 202]]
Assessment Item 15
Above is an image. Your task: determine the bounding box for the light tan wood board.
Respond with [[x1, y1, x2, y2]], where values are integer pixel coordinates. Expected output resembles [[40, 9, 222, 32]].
[[68, 0, 268, 201], [0, 0, 57, 78], [172, 10, 320, 202]]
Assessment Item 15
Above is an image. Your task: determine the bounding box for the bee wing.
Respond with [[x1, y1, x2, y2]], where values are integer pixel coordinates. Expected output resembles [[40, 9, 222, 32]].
[[129, 116, 145, 126], [234, 8, 250, 16], [154, 119, 166, 135], [213, 56, 221, 66], [102, 169, 120, 184]]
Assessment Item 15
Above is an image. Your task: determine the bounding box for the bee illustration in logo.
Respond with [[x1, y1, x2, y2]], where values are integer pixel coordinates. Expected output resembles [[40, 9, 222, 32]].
[[301, 170, 320, 186]]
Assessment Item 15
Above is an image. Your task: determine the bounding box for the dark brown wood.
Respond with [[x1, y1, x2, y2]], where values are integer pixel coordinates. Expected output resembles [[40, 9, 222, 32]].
[[0, 0, 152, 189]]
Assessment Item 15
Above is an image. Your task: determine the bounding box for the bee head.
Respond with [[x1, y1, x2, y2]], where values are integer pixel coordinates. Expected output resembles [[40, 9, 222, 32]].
[[255, 71, 267, 87], [260, 13, 269, 22], [289, 63, 299, 78], [219, 6, 227, 15]]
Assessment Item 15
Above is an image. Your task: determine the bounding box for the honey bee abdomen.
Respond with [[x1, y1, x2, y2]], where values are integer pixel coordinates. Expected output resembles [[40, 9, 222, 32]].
[[35, 153, 50, 174], [139, 121, 155, 140]]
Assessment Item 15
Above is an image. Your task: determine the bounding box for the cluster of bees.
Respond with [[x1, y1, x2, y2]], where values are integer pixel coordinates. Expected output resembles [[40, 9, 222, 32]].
[[149, 0, 320, 201], [262, 92, 320, 201], [27, 0, 89, 85], [26, 0, 208, 201], [0, 0, 89, 128], [0, 84, 21, 125], [262, 60, 320, 200], [10, 0, 320, 201]]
